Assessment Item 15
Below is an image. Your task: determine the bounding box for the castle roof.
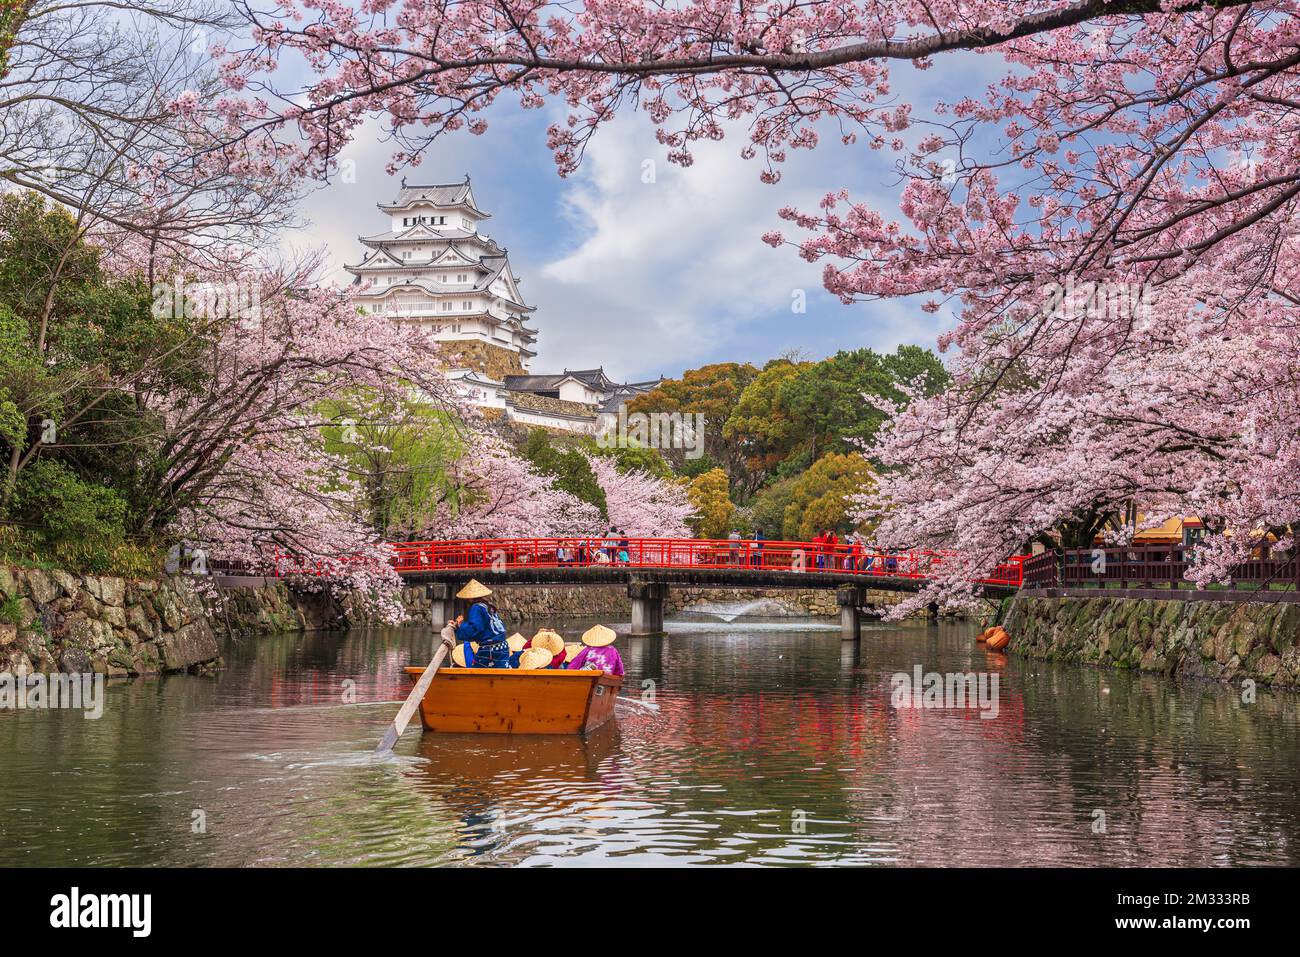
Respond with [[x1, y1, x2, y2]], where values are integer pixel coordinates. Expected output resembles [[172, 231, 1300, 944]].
[[503, 368, 662, 401], [379, 177, 490, 217]]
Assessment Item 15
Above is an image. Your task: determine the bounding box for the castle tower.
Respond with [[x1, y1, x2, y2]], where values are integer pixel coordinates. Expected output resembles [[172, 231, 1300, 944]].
[[345, 177, 538, 378]]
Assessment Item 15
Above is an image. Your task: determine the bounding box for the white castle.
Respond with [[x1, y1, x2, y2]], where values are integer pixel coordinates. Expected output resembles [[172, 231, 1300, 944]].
[[347, 177, 658, 432]]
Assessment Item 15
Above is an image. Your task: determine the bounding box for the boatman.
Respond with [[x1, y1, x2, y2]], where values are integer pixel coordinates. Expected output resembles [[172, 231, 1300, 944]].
[[450, 579, 511, 668]]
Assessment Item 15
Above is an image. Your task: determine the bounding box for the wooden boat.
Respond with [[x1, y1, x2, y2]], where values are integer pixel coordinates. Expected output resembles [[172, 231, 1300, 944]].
[[402, 666, 622, 734]]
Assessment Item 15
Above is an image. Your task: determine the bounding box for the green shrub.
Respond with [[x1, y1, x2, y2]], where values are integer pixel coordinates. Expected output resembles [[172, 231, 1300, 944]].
[[10, 459, 141, 574]]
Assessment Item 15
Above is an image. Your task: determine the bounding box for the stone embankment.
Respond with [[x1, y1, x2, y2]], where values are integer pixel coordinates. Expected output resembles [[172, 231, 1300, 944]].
[[1003, 593, 1300, 688], [0, 566, 219, 677]]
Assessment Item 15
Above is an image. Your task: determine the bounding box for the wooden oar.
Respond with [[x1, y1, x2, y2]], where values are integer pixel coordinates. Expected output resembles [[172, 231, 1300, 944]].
[[376, 624, 456, 753]]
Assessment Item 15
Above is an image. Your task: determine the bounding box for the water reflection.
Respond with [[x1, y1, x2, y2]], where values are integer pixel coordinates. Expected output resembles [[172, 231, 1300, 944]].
[[0, 618, 1297, 866]]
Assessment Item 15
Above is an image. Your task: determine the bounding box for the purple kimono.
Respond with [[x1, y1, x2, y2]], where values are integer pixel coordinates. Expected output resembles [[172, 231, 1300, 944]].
[[566, 645, 625, 676]]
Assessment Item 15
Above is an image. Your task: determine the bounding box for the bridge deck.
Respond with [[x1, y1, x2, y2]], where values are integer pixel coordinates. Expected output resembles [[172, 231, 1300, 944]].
[[365, 538, 1024, 598], [398, 564, 1016, 596]]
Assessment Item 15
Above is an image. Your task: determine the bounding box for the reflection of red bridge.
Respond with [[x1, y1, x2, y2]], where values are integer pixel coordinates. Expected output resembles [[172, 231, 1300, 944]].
[[275, 538, 1027, 637]]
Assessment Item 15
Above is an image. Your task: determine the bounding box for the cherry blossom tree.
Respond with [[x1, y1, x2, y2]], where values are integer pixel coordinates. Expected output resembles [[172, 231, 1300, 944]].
[[586, 453, 694, 537], [212, 0, 1300, 600], [430, 431, 602, 538], [151, 259, 463, 617]]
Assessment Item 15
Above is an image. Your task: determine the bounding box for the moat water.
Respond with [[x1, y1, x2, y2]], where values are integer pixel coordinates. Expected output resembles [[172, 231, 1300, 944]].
[[2, 617, 1298, 866]]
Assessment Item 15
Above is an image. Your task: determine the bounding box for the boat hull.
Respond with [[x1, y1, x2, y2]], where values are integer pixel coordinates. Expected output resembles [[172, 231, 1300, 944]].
[[402, 666, 622, 734]]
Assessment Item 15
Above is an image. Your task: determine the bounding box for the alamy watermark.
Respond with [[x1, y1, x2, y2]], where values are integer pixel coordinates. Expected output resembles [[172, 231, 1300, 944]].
[[50, 887, 150, 937], [596, 410, 706, 459], [890, 665, 1000, 719], [1, 671, 105, 719], [152, 272, 261, 324], [1043, 276, 1153, 321]]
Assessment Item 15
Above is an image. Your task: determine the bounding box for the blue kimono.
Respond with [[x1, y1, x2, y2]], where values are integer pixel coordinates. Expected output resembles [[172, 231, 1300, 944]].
[[456, 601, 510, 668]]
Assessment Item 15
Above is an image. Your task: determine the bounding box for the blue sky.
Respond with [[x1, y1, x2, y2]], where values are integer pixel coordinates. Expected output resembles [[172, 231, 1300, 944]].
[[292, 60, 983, 383]]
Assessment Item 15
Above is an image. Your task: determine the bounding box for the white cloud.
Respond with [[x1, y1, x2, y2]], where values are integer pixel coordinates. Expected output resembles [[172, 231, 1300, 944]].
[[529, 114, 851, 379]]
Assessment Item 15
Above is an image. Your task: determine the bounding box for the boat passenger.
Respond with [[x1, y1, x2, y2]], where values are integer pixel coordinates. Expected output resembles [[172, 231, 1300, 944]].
[[566, 624, 625, 677], [506, 633, 528, 667], [451, 579, 511, 668], [517, 647, 554, 670], [525, 628, 567, 668]]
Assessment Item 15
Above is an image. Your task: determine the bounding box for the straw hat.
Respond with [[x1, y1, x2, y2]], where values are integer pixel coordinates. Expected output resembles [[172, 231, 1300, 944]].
[[531, 628, 565, 657], [507, 633, 528, 653], [581, 624, 617, 647], [456, 579, 493, 600], [451, 641, 478, 667], [563, 642, 583, 663], [517, 647, 553, 670]]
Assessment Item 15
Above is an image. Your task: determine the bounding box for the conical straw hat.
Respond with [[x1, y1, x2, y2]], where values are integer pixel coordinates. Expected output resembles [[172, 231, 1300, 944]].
[[531, 628, 565, 656], [451, 642, 478, 667], [507, 633, 528, 653], [517, 647, 553, 670], [456, 579, 493, 599], [581, 624, 617, 647], [563, 642, 583, 662]]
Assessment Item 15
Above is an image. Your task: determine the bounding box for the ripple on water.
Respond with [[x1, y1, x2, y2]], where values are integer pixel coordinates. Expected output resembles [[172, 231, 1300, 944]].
[[2, 620, 1299, 865]]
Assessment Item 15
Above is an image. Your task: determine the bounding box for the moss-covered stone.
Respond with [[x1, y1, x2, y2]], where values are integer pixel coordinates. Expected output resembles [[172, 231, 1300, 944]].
[[0, 565, 219, 677], [1004, 593, 1300, 688]]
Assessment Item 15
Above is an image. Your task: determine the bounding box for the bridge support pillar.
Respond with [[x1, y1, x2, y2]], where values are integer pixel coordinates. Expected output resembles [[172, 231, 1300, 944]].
[[837, 586, 864, 642], [426, 582, 457, 627], [628, 580, 668, 636]]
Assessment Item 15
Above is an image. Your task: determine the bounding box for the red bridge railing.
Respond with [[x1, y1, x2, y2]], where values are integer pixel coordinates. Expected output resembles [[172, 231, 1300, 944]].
[[365, 537, 1026, 588], [1023, 544, 1300, 593]]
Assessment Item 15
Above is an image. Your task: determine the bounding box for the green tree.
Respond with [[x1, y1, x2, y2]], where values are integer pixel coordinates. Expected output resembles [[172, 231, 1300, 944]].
[[782, 453, 876, 541], [626, 361, 759, 492], [521, 429, 607, 518], [11, 459, 130, 572], [584, 436, 673, 478], [686, 467, 733, 538], [0, 192, 208, 571], [320, 392, 466, 538], [741, 475, 799, 539], [722, 358, 812, 482], [725, 346, 949, 479]]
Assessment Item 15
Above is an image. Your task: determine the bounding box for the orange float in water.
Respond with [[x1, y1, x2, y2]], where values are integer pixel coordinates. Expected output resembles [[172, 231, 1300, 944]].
[[986, 627, 1011, 651], [976, 626, 996, 643]]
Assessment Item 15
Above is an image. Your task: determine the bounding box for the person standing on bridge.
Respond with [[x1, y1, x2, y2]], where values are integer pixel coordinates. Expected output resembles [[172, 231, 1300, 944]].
[[451, 580, 511, 668], [728, 529, 742, 565], [848, 532, 866, 571]]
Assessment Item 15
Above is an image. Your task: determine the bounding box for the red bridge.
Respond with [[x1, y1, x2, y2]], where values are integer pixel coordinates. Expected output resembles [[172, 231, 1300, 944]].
[[301, 537, 1026, 638], [382, 537, 1025, 585]]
